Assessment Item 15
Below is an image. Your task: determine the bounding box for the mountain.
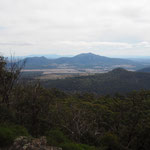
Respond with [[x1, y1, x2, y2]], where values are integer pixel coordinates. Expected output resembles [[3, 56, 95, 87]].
[[22, 53, 142, 70], [54, 53, 132, 65], [41, 68, 150, 95], [23, 56, 51, 69], [137, 67, 150, 72], [27, 54, 73, 59]]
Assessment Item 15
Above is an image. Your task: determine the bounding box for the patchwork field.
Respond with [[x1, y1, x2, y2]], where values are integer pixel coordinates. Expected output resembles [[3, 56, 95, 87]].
[[22, 68, 107, 80]]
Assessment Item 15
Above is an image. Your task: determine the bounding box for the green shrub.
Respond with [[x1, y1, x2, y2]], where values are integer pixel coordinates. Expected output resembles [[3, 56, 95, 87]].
[[60, 143, 100, 150], [0, 125, 29, 147], [100, 133, 121, 150], [46, 129, 99, 150], [60, 143, 83, 150], [9, 125, 29, 137], [46, 129, 69, 146], [80, 143, 99, 150], [0, 126, 14, 147]]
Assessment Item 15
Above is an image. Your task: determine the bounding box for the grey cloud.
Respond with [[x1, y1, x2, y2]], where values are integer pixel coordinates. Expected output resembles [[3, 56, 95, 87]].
[[0, 42, 33, 46], [0, 0, 150, 56]]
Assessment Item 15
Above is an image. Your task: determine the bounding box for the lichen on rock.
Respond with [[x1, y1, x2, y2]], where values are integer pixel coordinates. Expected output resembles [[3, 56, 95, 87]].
[[9, 136, 62, 150]]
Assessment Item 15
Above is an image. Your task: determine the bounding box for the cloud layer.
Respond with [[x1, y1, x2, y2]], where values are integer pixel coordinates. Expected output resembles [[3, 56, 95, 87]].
[[0, 0, 150, 56]]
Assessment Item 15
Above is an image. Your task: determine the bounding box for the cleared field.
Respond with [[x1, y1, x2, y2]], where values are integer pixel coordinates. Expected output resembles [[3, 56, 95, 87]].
[[37, 73, 94, 80], [22, 68, 107, 80], [22, 68, 106, 73]]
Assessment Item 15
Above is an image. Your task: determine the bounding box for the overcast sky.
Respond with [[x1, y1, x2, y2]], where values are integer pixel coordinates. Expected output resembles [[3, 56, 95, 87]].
[[0, 0, 150, 57]]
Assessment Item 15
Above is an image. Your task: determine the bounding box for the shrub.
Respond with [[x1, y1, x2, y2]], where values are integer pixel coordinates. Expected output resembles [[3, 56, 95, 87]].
[[100, 133, 121, 150], [0, 126, 14, 147], [46, 129, 99, 150], [0, 124, 29, 147], [9, 125, 29, 137], [61, 143, 100, 150], [46, 129, 69, 146], [60, 143, 83, 150]]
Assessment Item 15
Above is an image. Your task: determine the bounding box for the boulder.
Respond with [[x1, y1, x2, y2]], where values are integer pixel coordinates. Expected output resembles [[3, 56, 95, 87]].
[[9, 136, 62, 150]]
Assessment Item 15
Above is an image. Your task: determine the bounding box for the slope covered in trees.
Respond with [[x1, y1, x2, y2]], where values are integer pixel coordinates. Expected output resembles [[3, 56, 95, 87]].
[[1, 56, 150, 150], [41, 68, 150, 95], [137, 66, 150, 72]]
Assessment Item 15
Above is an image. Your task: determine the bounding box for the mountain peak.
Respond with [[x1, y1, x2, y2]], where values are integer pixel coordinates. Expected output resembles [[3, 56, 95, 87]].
[[22, 53, 138, 70], [74, 53, 102, 58], [76, 53, 98, 56]]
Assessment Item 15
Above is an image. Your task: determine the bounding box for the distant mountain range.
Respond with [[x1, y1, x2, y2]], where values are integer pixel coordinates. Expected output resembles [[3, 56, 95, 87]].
[[27, 54, 73, 59], [42, 68, 150, 95], [22, 53, 144, 70], [7, 54, 73, 60]]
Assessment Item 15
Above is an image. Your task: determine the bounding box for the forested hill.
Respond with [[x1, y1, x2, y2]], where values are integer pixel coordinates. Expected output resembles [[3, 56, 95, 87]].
[[137, 66, 150, 72], [42, 68, 150, 95], [2, 55, 150, 150], [22, 53, 142, 69]]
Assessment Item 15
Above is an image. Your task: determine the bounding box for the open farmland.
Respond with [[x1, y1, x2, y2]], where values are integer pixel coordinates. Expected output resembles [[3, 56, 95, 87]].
[[22, 68, 107, 80]]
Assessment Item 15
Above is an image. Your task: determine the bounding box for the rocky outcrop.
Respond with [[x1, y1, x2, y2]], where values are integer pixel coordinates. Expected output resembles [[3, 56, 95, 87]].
[[9, 136, 62, 150]]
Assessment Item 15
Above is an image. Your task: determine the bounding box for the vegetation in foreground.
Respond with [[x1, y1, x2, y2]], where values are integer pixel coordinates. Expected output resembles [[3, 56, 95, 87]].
[[1, 56, 150, 150]]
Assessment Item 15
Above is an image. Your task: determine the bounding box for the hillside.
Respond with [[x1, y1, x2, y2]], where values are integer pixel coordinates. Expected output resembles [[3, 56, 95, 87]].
[[22, 53, 142, 70], [23, 56, 51, 69], [2, 55, 150, 150], [41, 68, 150, 95], [137, 66, 150, 72]]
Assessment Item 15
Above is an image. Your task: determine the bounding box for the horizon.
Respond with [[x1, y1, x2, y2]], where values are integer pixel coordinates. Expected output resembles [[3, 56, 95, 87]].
[[4, 52, 150, 59]]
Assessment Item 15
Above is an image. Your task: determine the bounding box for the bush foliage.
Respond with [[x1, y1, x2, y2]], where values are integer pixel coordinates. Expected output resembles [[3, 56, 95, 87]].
[[1, 56, 150, 150]]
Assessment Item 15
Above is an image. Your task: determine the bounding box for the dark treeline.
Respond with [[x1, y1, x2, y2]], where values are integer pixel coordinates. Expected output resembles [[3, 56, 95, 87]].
[[1, 56, 150, 150]]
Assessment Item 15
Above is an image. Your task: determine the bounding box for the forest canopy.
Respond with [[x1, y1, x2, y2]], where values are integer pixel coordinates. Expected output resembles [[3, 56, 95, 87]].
[[0, 56, 150, 150]]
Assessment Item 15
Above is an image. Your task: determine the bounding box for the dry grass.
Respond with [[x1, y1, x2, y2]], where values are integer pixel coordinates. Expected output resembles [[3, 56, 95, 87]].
[[22, 68, 107, 80]]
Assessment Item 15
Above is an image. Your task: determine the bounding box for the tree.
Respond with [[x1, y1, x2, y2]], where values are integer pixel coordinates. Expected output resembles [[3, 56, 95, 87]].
[[0, 56, 24, 107]]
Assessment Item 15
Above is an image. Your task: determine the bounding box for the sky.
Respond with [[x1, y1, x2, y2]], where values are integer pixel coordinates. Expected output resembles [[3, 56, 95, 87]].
[[0, 0, 150, 57]]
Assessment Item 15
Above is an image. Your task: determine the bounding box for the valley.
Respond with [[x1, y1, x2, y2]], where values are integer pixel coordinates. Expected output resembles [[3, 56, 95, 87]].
[[22, 68, 107, 80], [21, 53, 146, 80]]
